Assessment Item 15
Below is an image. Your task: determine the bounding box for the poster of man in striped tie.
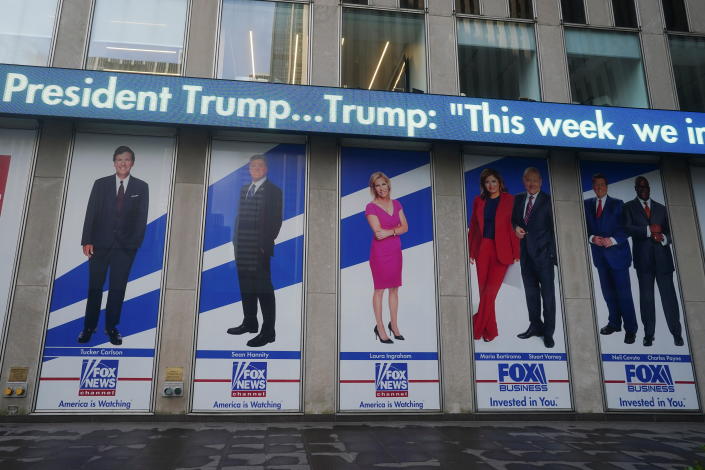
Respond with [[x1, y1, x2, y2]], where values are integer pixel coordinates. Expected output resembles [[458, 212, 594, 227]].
[[511, 167, 558, 349]]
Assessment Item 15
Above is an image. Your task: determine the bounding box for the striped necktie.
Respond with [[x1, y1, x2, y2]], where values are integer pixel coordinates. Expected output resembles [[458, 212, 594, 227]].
[[524, 195, 534, 225]]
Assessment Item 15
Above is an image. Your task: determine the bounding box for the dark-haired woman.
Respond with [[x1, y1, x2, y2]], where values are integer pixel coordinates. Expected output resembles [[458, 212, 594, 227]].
[[468, 168, 519, 342]]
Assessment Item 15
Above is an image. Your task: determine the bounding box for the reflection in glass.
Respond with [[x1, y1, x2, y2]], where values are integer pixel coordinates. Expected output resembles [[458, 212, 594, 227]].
[[561, 0, 586, 24], [565, 29, 648, 108], [0, 0, 58, 66], [400, 0, 424, 10], [86, 0, 188, 75], [342, 9, 426, 93], [669, 36, 705, 112], [457, 19, 540, 101], [219, 0, 308, 84], [663, 0, 689, 32], [456, 0, 480, 15], [612, 0, 638, 28], [509, 0, 533, 19]]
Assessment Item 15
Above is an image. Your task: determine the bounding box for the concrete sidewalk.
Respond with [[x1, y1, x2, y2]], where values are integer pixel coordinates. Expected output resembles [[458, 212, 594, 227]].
[[0, 420, 704, 469]]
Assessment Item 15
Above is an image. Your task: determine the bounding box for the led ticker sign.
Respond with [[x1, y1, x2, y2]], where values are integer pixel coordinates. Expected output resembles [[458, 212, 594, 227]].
[[1, 64, 704, 155]]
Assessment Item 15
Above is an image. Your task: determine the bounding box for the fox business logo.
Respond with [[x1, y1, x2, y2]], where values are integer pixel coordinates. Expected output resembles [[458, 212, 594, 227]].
[[625, 364, 675, 392], [375, 362, 408, 397], [79, 359, 118, 396], [498, 363, 548, 392], [231, 361, 267, 397]]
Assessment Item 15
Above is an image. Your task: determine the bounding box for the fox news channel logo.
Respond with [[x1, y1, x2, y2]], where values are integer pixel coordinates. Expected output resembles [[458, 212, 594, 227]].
[[231, 361, 267, 397], [498, 363, 548, 392], [625, 364, 675, 392], [375, 362, 408, 397], [79, 359, 119, 396]]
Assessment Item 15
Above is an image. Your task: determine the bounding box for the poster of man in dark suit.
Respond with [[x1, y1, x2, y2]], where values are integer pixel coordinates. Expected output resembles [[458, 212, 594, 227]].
[[623, 176, 684, 347], [584, 173, 638, 344], [227, 154, 283, 347], [512, 167, 557, 348], [78, 146, 149, 346]]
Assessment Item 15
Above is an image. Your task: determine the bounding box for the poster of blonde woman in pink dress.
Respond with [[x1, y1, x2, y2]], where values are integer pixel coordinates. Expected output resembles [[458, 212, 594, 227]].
[[339, 147, 440, 412], [365, 172, 408, 344]]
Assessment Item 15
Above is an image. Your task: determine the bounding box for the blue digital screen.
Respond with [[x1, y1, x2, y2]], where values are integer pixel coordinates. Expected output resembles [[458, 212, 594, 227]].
[[1, 63, 704, 155]]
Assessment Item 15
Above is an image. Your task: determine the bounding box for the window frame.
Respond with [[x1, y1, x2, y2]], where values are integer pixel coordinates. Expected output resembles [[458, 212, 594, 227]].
[[83, 0, 193, 76], [665, 31, 705, 112], [611, 0, 640, 29], [559, 0, 588, 26], [339, 3, 430, 93], [562, 25, 651, 109], [455, 16, 543, 102], [214, 0, 311, 83], [662, 0, 691, 33]]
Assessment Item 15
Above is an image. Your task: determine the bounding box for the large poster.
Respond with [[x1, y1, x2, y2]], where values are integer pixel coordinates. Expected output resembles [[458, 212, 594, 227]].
[[192, 141, 305, 412], [579, 160, 698, 411], [464, 156, 572, 411], [339, 147, 440, 412], [0, 129, 36, 350], [36, 133, 174, 412]]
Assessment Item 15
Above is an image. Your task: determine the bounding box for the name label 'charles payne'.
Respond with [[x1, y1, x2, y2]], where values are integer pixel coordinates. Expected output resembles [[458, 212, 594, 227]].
[[498, 363, 549, 392], [231, 361, 267, 397], [375, 362, 408, 397], [79, 359, 119, 396]]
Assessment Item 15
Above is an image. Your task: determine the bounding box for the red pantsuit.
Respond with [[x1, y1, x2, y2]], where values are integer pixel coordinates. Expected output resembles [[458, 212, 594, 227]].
[[468, 193, 519, 341]]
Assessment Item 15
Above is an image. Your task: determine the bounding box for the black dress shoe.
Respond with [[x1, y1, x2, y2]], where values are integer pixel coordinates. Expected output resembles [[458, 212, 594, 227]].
[[600, 324, 621, 335], [227, 323, 258, 335], [674, 335, 684, 346], [624, 332, 636, 344], [517, 326, 544, 339], [543, 336, 555, 348], [77, 329, 94, 343], [106, 329, 122, 346], [247, 331, 275, 347], [643, 336, 654, 347]]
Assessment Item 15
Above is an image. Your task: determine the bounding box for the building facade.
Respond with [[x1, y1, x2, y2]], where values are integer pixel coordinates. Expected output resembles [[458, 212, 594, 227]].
[[0, 0, 704, 415]]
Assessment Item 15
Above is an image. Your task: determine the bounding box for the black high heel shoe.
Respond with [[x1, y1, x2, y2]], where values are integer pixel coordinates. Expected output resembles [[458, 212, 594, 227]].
[[374, 326, 393, 344], [388, 322, 405, 341]]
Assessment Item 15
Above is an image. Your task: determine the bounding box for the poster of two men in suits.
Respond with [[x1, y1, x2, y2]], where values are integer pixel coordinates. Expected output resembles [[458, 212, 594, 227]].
[[580, 160, 698, 411], [36, 133, 174, 412], [464, 155, 572, 411]]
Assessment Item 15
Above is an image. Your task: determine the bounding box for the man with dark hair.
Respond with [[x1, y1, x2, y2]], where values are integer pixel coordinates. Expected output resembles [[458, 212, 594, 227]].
[[512, 167, 557, 348], [584, 173, 638, 344], [78, 145, 149, 346], [623, 176, 684, 347], [227, 154, 283, 347]]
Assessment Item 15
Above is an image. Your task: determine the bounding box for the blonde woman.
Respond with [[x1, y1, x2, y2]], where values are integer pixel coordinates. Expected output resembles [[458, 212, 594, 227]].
[[365, 172, 409, 344]]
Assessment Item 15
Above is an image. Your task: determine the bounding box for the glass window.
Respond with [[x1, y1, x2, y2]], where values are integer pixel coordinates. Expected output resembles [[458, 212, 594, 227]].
[[456, 0, 480, 14], [344, 0, 368, 4], [342, 9, 427, 93], [669, 35, 705, 112], [218, 0, 308, 84], [509, 0, 533, 19], [400, 0, 424, 10], [457, 19, 540, 101], [0, 0, 58, 66], [565, 29, 649, 108], [663, 0, 689, 32], [561, 0, 586, 24], [86, 0, 188, 75], [612, 0, 638, 28]]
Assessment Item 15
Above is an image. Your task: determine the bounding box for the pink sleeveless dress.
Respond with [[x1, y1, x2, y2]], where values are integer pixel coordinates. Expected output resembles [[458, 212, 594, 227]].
[[365, 200, 403, 289]]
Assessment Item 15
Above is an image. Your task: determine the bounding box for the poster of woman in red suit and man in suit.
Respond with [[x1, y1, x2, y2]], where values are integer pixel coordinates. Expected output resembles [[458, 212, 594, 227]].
[[464, 155, 572, 411]]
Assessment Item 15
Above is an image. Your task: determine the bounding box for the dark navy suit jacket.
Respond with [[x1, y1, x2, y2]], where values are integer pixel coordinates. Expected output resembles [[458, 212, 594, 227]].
[[512, 191, 556, 268], [623, 198, 675, 274], [81, 175, 149, 250], [584, 195, 632, 270]]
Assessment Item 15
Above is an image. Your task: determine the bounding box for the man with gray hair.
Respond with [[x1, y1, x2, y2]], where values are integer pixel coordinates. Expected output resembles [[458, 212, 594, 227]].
[[227, 154, 283, 347], [512, 167, 557, 348]]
